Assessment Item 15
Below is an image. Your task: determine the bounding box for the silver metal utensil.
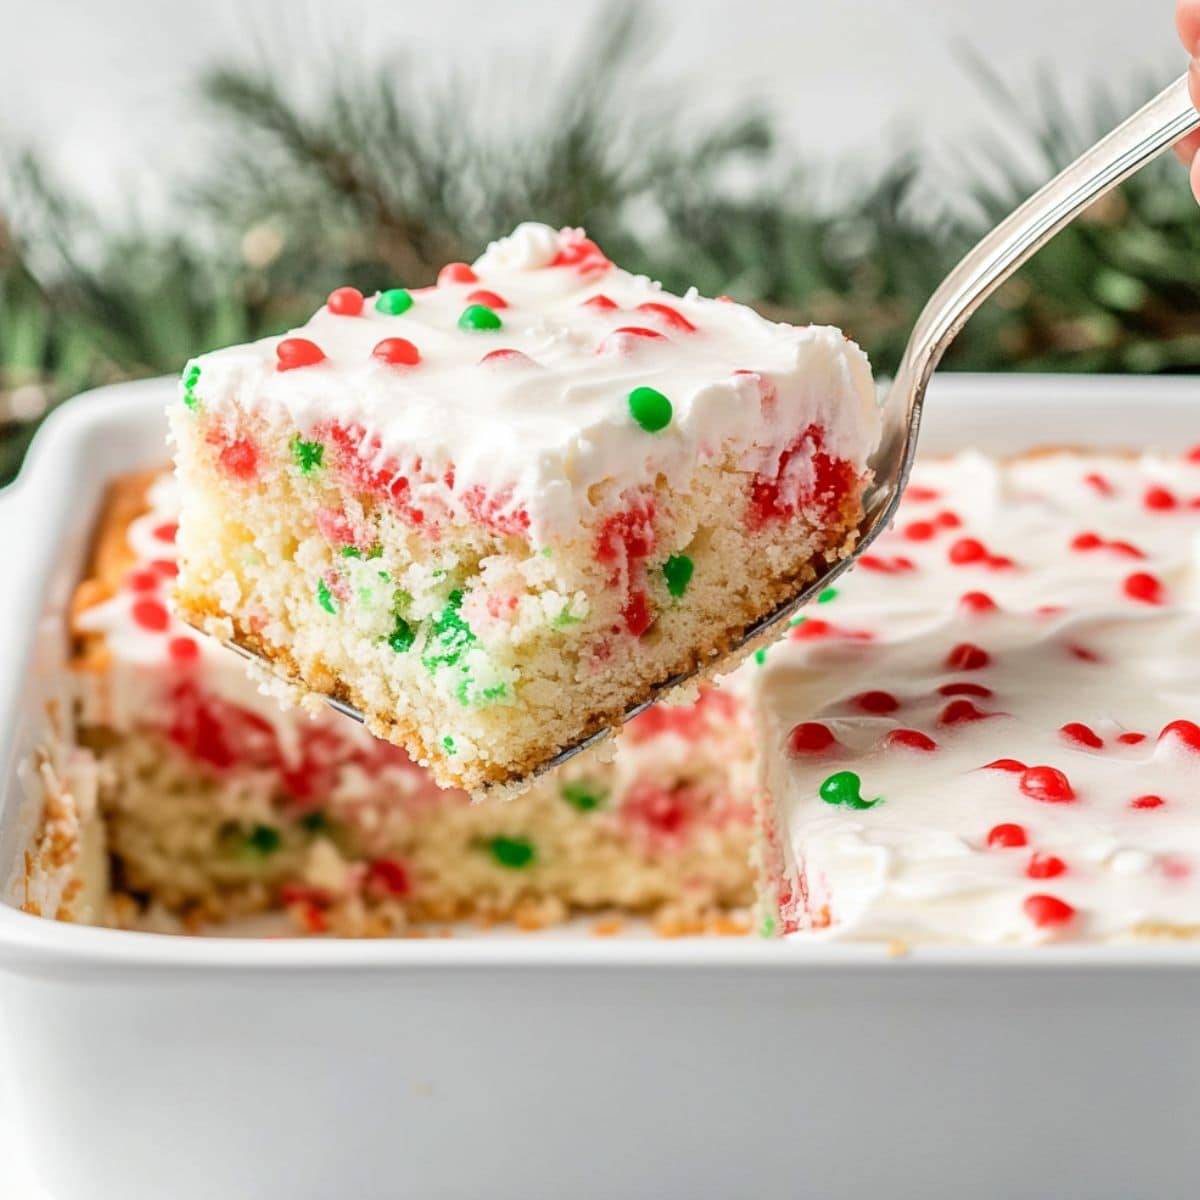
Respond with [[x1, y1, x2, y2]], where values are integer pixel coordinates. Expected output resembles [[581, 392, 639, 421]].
[[220, 74, 1200, 787]]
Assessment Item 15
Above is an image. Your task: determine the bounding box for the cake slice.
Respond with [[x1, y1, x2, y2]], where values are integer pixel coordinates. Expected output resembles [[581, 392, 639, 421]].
[[62, 470, 755, 936], [169, 223, 879, 794], [755, 447, 1200, 944]]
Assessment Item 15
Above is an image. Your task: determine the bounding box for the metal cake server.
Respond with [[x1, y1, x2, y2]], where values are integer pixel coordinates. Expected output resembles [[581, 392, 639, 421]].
[[222, 73, 1200, 785]]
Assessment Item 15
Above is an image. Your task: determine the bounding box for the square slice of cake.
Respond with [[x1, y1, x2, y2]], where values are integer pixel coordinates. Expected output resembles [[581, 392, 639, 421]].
[[169, 223, 879, 794], [755, 447, 1200, 945]]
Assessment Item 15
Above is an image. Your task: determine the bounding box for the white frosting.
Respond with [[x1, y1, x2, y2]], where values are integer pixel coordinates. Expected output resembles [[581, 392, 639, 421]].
[[758, 447, 1200, 944], [182, 224, 879, 544]]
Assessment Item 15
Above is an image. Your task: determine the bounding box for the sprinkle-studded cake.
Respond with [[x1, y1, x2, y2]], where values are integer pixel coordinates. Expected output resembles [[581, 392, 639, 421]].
[[61, 470, 754, 936], [756, 446, 1200, 944], [168, 223, 880, 795]]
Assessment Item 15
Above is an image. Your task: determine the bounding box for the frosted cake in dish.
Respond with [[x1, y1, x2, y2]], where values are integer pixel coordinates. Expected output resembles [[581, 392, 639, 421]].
[[168, 222, 879, 795], [756, 446, 1200, 944], [43, 469, 754, 936]]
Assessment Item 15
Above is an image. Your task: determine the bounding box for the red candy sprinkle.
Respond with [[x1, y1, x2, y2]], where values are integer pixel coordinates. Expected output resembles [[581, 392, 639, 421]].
[[636, 302, 697, 332], [1144, 485, 1178, 511], [1131, 794, 1165, 810], [596, 326, 668, 354], [1158, 719, 1200, 753], [1019, 766, 1076, 804], [1188, 445, 1200, 462], [787, 722, 837, 755], [945, 642, 990, 671], [167, 636, 199, 665], [938, 681, 993, 698], [885, 729, 938, 751], [466, 288, 508, 309], [938, 699, 992, 725], [1059, 722, 1104, 750], [326, 286, 364, 316], [372, 337, 421, 366], [217, 437, 259, 481], [853, 690, 900, 714], [959, 591, 998, 615], [948, 537, 986, 564], [1083, 471, 1114, 496], [437, 262, 478, 286], [153, 522, 178, 543], [1071, 531, 1102, 551], [1123, 571, 1164, 604], [1023, 894, 1076, 928], [126, 569, 159, 592], [858, 554, 916, 574], [903, 520, 936, 541], [1117, 732, 1147, 745], [480, 348, 532, 365], [276, 337, 326, 371], [935, 510, 962, 528], [622, 591, 653, 637], [905, 485, 940, 502], [1027, 852, 1067, 880], [131, 599, 169, 632], [984, 759, 1027, 772], [987, 823, 1028, 848], [151, 558, 178, 577], [366, 858, 411, 897], [581, 294, 618, 310]]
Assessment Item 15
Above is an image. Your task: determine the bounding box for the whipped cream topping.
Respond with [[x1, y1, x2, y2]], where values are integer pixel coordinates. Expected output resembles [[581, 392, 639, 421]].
[[181, 224, 879, 544], [757, 447, 1200, 944]]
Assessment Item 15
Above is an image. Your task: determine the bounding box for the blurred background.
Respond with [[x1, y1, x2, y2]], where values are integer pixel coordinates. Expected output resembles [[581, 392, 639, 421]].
[[1, 0, 1195, 485]]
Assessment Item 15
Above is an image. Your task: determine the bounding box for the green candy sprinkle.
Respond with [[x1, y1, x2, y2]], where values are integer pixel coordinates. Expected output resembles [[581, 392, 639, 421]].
[[458, 304, 502, 332], [561, 779, 606, 812], [242, 824, 282, 857], [662, 553, 694, 599], [760, 913, 777, 938], [422, 590, 476, 672], [489, 835, 535, 869], [300, 810, 330, 834], [442, 735, 456, 755], [291, 436, 324, 475], [388, 616, 415, 653], [341, 546, 362, 559], [818, 770, 881, 811], [181, 364, 202, 411], [817, 587, 838, 604], [376, 288, 413, 315], [627, 386, 672, 432], [789, 615, 806, 628], [754, 647, 768, 666], [316, 578, 337, 614]]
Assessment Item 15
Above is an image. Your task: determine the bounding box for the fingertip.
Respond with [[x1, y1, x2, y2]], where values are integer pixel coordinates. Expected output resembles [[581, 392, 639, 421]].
[[1191, 149, 1200, 206], [1178, 0, 1200, 53]]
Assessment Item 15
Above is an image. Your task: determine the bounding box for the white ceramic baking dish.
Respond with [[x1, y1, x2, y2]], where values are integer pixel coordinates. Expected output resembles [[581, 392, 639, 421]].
[[2, 374, 1200, 1200]]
